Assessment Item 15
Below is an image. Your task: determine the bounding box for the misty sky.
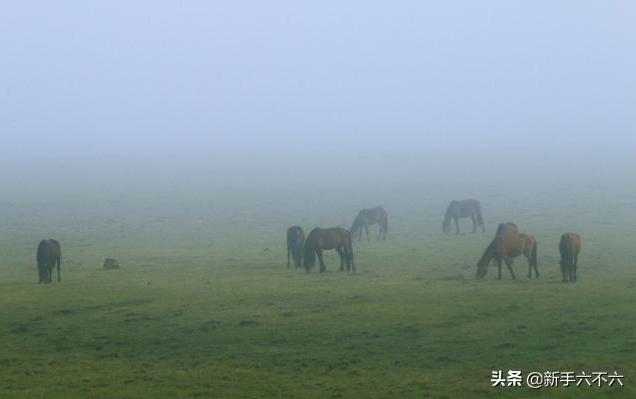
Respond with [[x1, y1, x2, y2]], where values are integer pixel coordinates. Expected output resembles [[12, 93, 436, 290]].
[[1, 1, 635, 160]]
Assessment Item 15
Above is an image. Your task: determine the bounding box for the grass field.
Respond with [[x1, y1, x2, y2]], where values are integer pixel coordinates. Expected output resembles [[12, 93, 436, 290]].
[[1, 164, 635, 398]]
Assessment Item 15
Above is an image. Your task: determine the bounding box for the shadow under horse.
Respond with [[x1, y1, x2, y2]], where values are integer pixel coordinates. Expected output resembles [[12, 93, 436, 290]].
[[476, 231, 538, 280], [443, 199, 485, 234], [559, 233, 581, 282], [303, 227, 355, 273], [286, 226, 305, 268], [37, 239, 61, 284], [351, 207, 388, 240]]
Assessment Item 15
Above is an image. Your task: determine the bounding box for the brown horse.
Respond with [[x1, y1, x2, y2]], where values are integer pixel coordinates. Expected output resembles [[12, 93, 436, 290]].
[[476, 232, 538, 280], [303, 227, 355, 273], [351, 207, 388, 240], [286, 226, 305, 268], [443, 199, 485, 234], [37, 239, 61, 284], [559, 233, 581, 282]]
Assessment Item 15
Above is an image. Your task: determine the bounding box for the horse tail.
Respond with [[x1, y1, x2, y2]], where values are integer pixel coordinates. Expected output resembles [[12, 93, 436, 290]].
[[531, 238, 538, 268], [475, 201, 484, 230]]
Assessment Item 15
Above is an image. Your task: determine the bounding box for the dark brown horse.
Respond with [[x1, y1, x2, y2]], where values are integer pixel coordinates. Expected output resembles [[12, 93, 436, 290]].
[[37, 239, 61, 284], [476, 232, 538, 280], [286, 226, 305, 268], [443, 199, 485, 234], [351, 207, 388, 240], [303, 227, 355, 273], [559, 233, 581, 282]]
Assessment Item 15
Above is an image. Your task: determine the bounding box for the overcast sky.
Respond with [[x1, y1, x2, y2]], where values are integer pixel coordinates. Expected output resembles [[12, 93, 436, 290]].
[[1, 1, 635, 160]]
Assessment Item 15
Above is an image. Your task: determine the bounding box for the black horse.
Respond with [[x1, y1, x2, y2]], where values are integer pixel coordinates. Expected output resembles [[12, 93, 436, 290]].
[[350, 207, 388, 240], [303, 227, 354, 273], [286, 226, 305, 268], [37, 239, 61, 284], [442, 199, 485, 234]]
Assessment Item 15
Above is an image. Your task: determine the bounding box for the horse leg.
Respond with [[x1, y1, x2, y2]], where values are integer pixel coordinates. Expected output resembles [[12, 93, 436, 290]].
[[504, 257, 516, 280], [57, 259, 61, 282], [317, 250, 326, 273], [496, 257, 502, 279], [454, 217, 460, 234], [526, 254, 532, 278], [335, 246, 345, 271], [287, 245, 291, 268], [471, 214, 477, 233], [572, 256, 578, 282], [377, 223, 382, 240], [365, 225, 369, 240], [560, 259, 567, 282]]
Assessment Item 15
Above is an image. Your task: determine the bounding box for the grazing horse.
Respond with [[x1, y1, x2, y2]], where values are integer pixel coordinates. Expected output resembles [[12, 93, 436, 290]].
[[303, 227, 355, 273], [443, 199, 485, 234], [476, 232, 538, 280], [37, 239, 61, 284], [559, 233, 581, 282], [286, 226, 305, 268], [351, 207, 388, 241]]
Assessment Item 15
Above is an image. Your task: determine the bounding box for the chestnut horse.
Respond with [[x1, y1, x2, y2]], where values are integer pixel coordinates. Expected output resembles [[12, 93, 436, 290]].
[[443, 199, 485, 234], [303, 227, 355, 273], [286, 226, 305, 268], [476, 232, 538, 280], [351, 207, 388, 241], [559, 233, 581, 282]]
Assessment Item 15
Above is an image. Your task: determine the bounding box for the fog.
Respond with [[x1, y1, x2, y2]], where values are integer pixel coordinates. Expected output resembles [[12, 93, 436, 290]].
[[2, 5, 636, 396], [1, 1, 635, 200]]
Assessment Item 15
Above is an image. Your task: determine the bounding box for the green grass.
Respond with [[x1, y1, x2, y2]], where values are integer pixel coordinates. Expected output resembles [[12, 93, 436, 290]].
[[1, 177, 635, 398]]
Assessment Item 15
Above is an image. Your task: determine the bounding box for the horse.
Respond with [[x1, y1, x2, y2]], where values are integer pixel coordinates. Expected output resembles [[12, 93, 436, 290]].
[[559, 233, 581, 282], [303, 227, 355, 273], [442, 199, 485, 234], [286, 226, 305, 268], [476, 232, 538, 280], [496, 222, 518, 236], [350, 207, 388, 241], [37, 239, 61, 284]]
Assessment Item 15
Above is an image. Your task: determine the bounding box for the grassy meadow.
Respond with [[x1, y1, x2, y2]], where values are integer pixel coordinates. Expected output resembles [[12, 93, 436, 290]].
[[1, 159, 635, 398]]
